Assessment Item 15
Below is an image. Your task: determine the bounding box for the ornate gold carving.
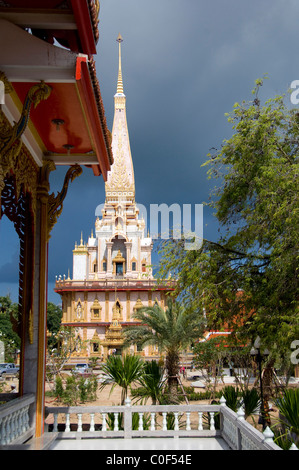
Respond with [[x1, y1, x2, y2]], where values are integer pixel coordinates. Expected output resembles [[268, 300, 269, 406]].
[[112, 299, 123, 321], [0, 71, 13, 95], [0, 116, 39, 220], [105, 140, 134, 193], [75, 299, 83, 321], [28, 308, 34, 344], [90, 297, 102, 321], [0, 79, 51, 158], [133, 298, 144, 315]]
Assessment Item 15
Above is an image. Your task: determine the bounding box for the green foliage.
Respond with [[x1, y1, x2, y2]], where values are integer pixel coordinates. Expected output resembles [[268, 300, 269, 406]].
[[157, 78, 299, 365], [100, 354, 145, 405], [54, 373, 98, 405], [63, 375, 79, 405], [123, 300, 205, 402], [54, 376, 64, 400], [0, 295, 20, 358], [133, 360, 166, 405], [241, 388, 261, 419], [222, 386, 241, 412], [47, 302, 62, 349], [274, 388, 299, 446]]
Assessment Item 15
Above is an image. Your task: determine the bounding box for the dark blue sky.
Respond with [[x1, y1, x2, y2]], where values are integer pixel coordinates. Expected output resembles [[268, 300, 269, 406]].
[[1, 0, 299, 303]]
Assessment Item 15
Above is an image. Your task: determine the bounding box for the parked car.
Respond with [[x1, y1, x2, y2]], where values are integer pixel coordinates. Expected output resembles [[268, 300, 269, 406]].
[[0, 363, 19, 377], [73, 363, 91, 375]]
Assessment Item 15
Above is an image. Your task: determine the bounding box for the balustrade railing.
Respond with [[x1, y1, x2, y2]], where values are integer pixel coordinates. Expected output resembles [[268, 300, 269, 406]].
[[45, 396, 284, 450], [55, 278, 176, 290], [0, 394, 290, 450], [0, 394, 35, 446]]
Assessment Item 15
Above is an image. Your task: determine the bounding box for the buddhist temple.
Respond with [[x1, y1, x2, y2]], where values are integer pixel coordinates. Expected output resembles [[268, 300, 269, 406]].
[[55, 35, 175, 360]]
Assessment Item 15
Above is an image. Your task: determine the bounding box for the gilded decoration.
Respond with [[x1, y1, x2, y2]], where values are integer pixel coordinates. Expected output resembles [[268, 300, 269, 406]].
[[105, 140, 134, 194], [112, 299, 123, 321], [74, 299, 84, 322], [0, 79, 51, 158], [90, 297, 102, 321], [133, 298, 144, 317], [0, 77, 51, 220]]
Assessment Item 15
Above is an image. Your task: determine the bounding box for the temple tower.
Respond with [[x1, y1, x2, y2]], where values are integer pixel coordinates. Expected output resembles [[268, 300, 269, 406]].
[[55, 36, 175, 360]]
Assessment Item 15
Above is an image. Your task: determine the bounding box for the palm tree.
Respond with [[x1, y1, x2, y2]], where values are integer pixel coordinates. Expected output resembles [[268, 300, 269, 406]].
[[123, 300, 205, 402], [99, 354, 145, 405]]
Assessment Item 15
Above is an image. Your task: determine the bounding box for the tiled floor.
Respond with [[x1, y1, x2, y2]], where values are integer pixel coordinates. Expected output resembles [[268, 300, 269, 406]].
[[50, 437, 231, 450]]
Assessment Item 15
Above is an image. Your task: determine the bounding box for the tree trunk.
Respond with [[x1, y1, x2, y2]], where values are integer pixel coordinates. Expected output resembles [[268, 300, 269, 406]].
[[166, 350, 180, 403]]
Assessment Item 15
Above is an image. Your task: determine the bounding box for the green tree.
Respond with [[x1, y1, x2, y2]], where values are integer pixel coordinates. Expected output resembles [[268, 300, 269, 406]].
[[193, 336, 227, 399], [46, 325, 83, 389], [47, 302, 62, 349], [123, 300, 205, 402], [158, 78, 298, 362], [99, 354, 145, 405], [0, 295, 20, 360]]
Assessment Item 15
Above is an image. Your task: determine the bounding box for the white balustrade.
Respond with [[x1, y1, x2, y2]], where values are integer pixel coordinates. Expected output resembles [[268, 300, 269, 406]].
[[44, 397, 282, 450], [0, 394, 35, 446]]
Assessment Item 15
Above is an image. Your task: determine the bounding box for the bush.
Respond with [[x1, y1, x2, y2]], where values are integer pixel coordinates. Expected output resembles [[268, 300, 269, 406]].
[[54, 376, 64, 400], [52, 373, 99, 405]]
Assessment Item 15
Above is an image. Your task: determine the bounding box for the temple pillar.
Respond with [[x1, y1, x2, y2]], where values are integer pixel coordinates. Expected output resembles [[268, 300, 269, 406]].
[[125, 241, 132, 276], [21, 161, 54, 438], [106, 241, 113, 275]]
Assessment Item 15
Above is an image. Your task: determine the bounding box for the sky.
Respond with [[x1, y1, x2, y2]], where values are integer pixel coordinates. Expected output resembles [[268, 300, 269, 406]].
[[1, 0, 299, 304]]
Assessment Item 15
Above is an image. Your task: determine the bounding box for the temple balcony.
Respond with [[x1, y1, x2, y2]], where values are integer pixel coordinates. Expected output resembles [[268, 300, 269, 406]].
[[54, 277, 176, 291], [0, 395, 287, 450]]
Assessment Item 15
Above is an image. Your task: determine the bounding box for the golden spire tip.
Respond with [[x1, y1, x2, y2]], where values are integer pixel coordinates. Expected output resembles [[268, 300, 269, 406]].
[[116, 33, 123, 43]]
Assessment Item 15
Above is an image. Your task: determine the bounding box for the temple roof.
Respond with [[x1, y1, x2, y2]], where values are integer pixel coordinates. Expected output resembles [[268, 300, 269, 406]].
[[0, 2, 113, 178], [0, 0, 100, 55]]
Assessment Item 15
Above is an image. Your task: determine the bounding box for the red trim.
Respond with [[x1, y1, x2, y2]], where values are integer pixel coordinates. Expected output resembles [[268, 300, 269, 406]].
[[76, 56, 87, 80], [71, 0, 97, 55], [76, 58, 110, 179]]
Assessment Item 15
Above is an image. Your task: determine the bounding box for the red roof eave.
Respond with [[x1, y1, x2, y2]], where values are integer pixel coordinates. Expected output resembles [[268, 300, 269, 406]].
[[71, 0, 97, 55]]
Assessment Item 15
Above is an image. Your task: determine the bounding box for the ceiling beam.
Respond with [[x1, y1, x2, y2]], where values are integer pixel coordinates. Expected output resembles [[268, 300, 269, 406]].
[[0, 10, 77, 30]]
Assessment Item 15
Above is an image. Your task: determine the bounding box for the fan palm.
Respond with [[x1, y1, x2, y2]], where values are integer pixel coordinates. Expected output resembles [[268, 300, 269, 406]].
[[123, 299, 205, 402], [99, 354, 145, 405]]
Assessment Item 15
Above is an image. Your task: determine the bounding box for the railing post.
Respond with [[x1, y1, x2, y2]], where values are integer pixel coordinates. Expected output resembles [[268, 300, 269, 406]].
[[219, 396, 226, 432], [263, 426, 274, 444], [124, 397, 132, 439], [236, 406, 245, 450], [90, 413, 95, 432]]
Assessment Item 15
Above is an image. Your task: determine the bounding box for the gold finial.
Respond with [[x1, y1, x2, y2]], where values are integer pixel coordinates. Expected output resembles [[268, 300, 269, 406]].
[[80, 232, 83, 246], [116, 33, 124, 94]]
